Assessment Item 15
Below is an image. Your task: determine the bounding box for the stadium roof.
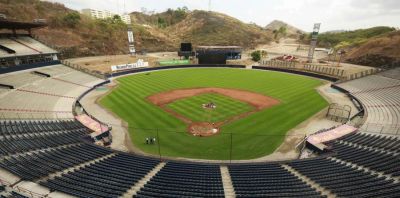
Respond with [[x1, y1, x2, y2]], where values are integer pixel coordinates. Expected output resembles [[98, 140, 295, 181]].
[[196, 46, 243, 53], [196, 46, 242, 49], [0, 20, 47, 30]]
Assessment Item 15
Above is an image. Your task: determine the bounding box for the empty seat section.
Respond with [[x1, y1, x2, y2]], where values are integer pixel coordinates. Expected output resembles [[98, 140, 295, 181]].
[[289, 158, 400, 197], [137, 162, 224, 198], [41, 153, 160, 198], [228, 163, 323, 197], [0, 143, 112, 181]]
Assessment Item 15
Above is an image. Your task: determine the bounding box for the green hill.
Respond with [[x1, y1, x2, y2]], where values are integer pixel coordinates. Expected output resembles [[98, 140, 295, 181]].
[[298, 26, 399, 67], [317, 26, 396, 49], [345, 30, 400, 67]]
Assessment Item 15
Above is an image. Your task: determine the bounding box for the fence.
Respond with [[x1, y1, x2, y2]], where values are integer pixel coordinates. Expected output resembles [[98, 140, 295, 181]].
[[259, 60, 297, 68], [61, 60, 107, 80], [343, 68, 381, 82], [326, 103, 352, 124], [303, 64, 346, 79], [258, 60, 384, 82], [252, 66, 339, 82]]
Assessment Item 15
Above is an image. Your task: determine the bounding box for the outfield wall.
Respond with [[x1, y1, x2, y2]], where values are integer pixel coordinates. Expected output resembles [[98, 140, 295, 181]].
[[105, 64, 246, 78]]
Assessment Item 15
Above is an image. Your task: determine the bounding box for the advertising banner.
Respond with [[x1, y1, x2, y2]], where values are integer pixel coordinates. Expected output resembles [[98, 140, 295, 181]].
[[159, 59, 190, 66], [111, 59, 149, 72]]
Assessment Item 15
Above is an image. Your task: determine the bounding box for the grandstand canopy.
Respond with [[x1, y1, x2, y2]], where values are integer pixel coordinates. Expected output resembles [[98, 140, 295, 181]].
[[196, 46, 243, 52], [0, 20, 47, 31]]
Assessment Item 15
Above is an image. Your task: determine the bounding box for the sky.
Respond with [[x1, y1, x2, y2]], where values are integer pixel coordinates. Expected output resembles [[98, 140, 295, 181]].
[[45, 0, 400, 31]]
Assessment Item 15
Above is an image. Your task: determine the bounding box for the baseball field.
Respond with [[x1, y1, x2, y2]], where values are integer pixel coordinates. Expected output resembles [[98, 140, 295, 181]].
[[100, 68, 328, 160]]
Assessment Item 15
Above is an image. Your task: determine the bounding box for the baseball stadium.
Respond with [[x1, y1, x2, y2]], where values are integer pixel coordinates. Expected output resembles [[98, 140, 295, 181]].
[[0, 0, 399, 197]]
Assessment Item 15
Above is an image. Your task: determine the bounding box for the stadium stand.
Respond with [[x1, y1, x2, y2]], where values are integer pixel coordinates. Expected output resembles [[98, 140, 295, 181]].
[[335, 72, 400, 134], [333, 132, 400, 153], [228, 163, 323, 197], [329, 141, 400, 176], [12, 37, 57, 55], [137, 162, 225, 197], [41, 153, 160, 198], [0, 120, 90, 155], [378, 67, 400, 80], [0, 65, 106, 119], [288, 158, 400, 197], [0, 38, 38, 57], [0, 44, 16, 54], [0, 29, 59, 72], [0, 51, 400, 197]]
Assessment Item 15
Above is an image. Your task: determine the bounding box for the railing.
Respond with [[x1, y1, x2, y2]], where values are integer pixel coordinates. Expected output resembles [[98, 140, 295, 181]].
[[252, 66, 339, 82], [0, 112, 74, 120], [61, 60, 108, 80], [0, 178, 46, 198], [258, 60, 384, 82], [358, 123, 400, 135], [303, 64, 346, 79], [340, 68, 381, 82], [259, 60, 297, 68]]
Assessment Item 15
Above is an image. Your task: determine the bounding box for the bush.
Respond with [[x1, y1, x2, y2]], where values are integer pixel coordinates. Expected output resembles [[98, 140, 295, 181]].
[[251, 50, 261, 62], [63, 12, 81, 28]]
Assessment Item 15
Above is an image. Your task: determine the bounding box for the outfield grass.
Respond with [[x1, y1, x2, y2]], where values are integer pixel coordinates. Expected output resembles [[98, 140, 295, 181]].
[[167, 93, 253, 123], [100, 68, 328, 160]]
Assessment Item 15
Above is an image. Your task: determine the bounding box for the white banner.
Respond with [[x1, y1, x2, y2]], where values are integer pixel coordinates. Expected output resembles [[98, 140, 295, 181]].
[[129, 45, 136, 53], [111, 59, 149, 72], [127, 30, 134, 43]]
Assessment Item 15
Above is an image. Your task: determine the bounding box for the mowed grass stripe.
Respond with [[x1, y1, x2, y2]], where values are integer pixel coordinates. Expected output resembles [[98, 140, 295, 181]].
[[100, 68, 328, 160], [167, 93, 253, 122]]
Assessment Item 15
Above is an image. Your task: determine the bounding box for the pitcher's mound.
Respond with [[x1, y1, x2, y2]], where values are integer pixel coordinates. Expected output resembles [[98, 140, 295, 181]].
[[188, 122, 220, 137]]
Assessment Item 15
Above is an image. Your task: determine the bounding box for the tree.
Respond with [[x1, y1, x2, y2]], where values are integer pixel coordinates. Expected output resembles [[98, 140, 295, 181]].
[[278, 26, 287, 36], [157, 17, 167, 28], [251, 51, 261, 62], [63, 12, 81, 28]]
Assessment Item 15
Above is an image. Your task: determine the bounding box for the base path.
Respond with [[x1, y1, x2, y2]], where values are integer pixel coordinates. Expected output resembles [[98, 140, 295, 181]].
[[147, 87, 280, 136], [147, 87, 280, 110]]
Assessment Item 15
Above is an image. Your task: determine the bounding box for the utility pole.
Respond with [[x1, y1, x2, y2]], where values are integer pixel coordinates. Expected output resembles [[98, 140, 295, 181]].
[[123, 0, 126, 14], [208, 0, 212, 12], [337, 50, 346, 67]]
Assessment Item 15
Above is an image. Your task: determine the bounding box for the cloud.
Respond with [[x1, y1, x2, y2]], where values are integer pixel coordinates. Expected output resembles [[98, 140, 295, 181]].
[[45, 0, 400, 31]]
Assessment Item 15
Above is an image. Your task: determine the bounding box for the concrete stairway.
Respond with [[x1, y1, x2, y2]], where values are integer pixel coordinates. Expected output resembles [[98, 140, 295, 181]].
[[282, 164, 336, 198], [35, 153, 116, 183], [220, 166, 235, 198], [122, 162, 166, 198]]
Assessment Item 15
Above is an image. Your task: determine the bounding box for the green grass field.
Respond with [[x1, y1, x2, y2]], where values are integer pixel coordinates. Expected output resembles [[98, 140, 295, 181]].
[[100, 68, 328, 160], [167, 93, 253, 123]]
